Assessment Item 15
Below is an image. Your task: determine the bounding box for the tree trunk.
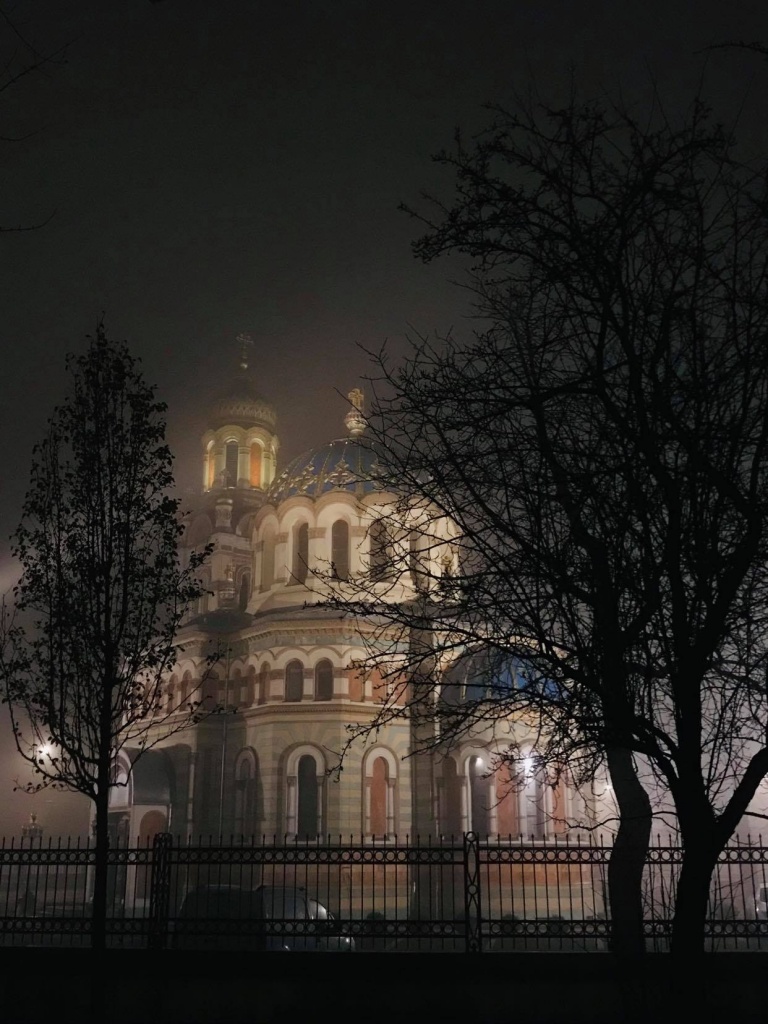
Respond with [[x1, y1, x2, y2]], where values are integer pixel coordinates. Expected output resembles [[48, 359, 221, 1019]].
[[605, 746, 652, 955], [670, 835, 719, 954], [91, 768, 111, 950]]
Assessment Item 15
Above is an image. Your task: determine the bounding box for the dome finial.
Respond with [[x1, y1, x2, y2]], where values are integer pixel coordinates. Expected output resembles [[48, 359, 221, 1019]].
[[236, 332, 254, 371], [345, 388, 366, 436]]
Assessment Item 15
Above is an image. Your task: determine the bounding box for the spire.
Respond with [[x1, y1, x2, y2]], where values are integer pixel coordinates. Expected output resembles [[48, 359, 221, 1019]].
[[236, 332, 254, 371], [344, 388, 367, 436]]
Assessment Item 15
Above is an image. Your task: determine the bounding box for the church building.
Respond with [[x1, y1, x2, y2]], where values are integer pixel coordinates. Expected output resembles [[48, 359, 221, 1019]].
[[109, 340, 601, 845]]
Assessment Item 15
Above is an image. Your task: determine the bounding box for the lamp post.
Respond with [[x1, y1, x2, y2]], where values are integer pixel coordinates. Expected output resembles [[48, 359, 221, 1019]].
[[18, 812, 44, 915], [21, 811, 43, 842], [217, 642, 233, 839]]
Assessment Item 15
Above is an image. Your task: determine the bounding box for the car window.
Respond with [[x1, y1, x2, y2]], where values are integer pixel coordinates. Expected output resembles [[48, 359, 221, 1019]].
[[258, 890, 308, 919], [179, 887, 257, 918], [308, 899, 327, 921]]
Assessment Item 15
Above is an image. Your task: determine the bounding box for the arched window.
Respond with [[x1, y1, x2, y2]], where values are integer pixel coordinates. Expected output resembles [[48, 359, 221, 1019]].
[[233, 751, 257, 837], [524, 756, 548, 839], [441, 757, 462, 837], [135, 811, 168, 892], [469, 755, 490, 836], [297, 755, 318, 837], [551, 776, 569, 836], [314, 659, 334, 701], [292, 522, 309, 584], [201, 673, 219, 709], [495, 763, 521, 836], [369, 757, 389, 837], [238, 572, 250, 611], [205, 441, 215, 490], [249, 443, 262, 487], [198, 570, 210, 616], [225, 441, 239, 487], [346, 664, 364, 702], [286, 747, 325, 837], [369, 520, 393, 580], [258, 662, 270, 704], [261, 527, 275, 591], [331, 519, 350, 581], [180, 673, 191, 707], [285, 660, 304, 702], [244, 667, 256, 706]]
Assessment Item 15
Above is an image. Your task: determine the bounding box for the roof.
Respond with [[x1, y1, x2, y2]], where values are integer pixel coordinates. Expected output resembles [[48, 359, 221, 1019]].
[[267, 437, 385, 503], [208, 371, 277, 431]]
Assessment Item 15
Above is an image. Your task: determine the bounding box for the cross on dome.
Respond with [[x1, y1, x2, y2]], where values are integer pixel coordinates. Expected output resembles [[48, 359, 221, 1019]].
[[236, 332, 254, 371], [344, 388, 367, 436]]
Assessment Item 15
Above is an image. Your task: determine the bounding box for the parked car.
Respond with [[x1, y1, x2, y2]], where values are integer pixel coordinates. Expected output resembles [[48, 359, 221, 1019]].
[[755, 884, 768, 920], [172, 884, 354, 951]]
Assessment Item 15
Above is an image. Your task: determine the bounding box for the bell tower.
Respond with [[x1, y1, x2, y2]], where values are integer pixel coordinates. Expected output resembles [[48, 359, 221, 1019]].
[[184, 334, 280, 616], [201, 333, 280, 497]]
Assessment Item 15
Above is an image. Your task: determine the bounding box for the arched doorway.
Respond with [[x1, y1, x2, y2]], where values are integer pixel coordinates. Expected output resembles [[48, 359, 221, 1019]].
[[135, 810, 168, 900], [468, 756, 490, 836], [441, 757, 462, 837], [297, 756, 318, 838]]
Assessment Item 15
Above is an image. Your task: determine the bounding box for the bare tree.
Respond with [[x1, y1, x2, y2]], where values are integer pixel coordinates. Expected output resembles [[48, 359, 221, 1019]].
[[0, 326, 212, 948], [332, 93, 768, 954], [0, 4, 70, 231]]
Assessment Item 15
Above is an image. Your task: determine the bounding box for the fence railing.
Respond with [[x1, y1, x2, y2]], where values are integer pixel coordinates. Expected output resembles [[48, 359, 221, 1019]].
[[2, 832, 768, 950]]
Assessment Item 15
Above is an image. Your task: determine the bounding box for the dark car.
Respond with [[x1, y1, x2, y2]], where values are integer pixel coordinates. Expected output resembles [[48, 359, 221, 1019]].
[[172, 884, 354, 951]]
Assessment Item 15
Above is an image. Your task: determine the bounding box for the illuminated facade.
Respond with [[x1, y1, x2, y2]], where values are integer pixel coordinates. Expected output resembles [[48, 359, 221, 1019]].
[[110, 342, 602, 845]]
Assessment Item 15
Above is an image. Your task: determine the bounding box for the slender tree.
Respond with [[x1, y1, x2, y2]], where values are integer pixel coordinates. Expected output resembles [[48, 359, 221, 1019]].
[[334, 93, 768, 953], [0, 326, 211, 948]]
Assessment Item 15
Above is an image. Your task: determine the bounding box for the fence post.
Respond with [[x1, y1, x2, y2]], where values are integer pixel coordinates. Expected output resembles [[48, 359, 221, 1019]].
[[148, 832, 173, 950], [463, 831, 482, 952]]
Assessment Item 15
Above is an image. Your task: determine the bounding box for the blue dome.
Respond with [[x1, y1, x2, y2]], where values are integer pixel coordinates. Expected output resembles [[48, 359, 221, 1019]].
[[268, 437, 385, 503], [440, 652, 561, 706]]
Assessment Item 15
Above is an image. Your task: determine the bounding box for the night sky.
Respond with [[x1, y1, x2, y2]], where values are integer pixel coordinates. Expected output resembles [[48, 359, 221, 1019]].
[[0, 0, 765, 834]]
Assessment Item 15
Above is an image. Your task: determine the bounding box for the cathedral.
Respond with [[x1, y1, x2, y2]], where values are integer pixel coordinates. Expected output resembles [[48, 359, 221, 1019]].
[[108, 341, 601, 845]]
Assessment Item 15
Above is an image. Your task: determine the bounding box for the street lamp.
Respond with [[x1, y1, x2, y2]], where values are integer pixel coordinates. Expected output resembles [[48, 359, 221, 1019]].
[[19, 812, 43, 916], [21, 812, 43, 842]]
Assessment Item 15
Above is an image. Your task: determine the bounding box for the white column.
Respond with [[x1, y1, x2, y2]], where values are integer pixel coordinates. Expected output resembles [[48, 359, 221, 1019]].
[[350, 524, 367, 577], [274, 532, 288, 583], [488, 780, 498, 836], [308, 527, 326, 578], [316, 776, 325, 837], [460, 776, 469, 833], [302, 671, 313, 700], [269, 674, 284, 701], [335, 669, 348, 698], [286, 776, 297, 837], [386, 778, 396, 838]]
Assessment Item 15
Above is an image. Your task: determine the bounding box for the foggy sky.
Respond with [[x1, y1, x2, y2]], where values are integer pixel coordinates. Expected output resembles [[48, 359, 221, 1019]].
[[0, 0, 764, 834]]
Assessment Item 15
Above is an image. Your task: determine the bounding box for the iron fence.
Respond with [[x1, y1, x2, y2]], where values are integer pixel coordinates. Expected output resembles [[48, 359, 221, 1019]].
[[2, 831, 768, 951]]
